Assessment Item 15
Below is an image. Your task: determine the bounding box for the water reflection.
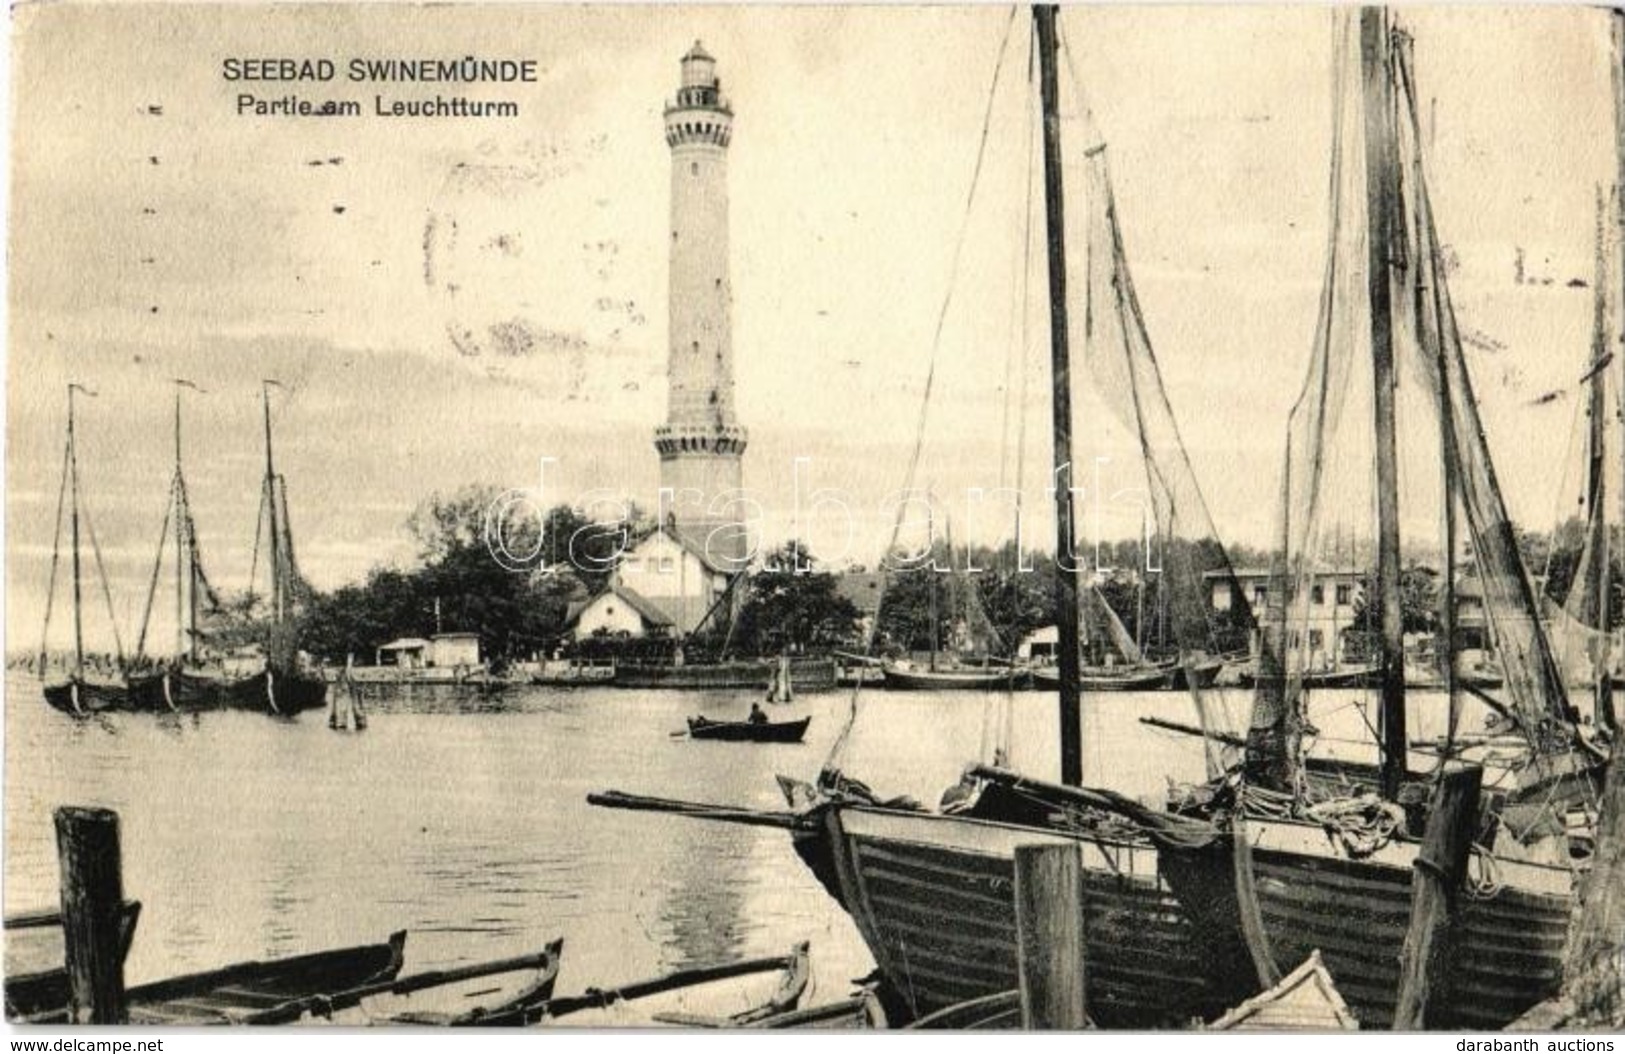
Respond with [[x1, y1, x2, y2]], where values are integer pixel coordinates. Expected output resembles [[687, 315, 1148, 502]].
[[9, 674, 1483, 1018]]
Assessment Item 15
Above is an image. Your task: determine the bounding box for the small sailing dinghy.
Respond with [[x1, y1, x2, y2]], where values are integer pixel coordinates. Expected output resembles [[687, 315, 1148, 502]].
[[686, 715, 811, 743]]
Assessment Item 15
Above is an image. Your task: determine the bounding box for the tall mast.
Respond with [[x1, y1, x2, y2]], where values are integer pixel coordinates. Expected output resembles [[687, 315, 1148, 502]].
[[1588, 188, 1613, 730], [1396, 30, 1458, 744], [1035, 4, 1083, 786], [928, 500, 939, 671], [1610, 8, 1625, 736], [262, 381, 282, 624], [174, 385, 185, 658], [68, 385, 84, 678], [1360, 7, 1409, 800]]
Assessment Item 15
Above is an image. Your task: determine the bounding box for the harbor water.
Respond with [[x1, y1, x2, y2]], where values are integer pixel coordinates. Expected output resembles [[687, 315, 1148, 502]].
[[3, 676, 1473, 1009]]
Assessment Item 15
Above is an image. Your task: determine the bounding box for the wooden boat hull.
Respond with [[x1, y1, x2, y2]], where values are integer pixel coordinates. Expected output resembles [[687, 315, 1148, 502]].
[[1031, 664, 1174, 692], [1236, 664, 1380, 690], [42, 678, 129, 716], [1170, 659, 1225, 691], [470, 943, 809, 1027], [789, 804, 1247, 1028], [880, 666, 1024, 691], [1163, 819, 1572, 1029], [5, 902, 141, 1023], [346, 941, 565, 1026], [687, 716, 810, 743], [614, 658, 836, 692], [58, 932, 410, 1026], [127, 668, 327, 716], [753, 992, 888, 1029]]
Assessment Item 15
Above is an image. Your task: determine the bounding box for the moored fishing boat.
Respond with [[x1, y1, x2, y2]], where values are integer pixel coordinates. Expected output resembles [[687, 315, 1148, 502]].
[[614, 656, 837, 692], [880, 661, 1024, 692], [38, 385, 130, 716], [1031, 660, 1174, 692], [593, 6, 1271, 1027], [1160, 10, 1605, 1029]]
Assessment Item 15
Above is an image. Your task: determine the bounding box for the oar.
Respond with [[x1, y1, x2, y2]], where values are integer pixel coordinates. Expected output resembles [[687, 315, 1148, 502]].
[[588, 790, 803, 829], [243, 940, 563, 1025]]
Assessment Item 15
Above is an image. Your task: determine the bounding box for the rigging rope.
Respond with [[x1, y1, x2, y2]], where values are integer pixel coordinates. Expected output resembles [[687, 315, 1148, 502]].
[[37, 437, 71, 672], [820, 6, 1021, 782], [81, 487, 126, 663], [135, 473, 178, 659]]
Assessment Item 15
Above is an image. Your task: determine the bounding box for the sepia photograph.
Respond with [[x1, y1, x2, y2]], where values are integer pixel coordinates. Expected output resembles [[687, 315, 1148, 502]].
[[3, 1, 1623, 1034]]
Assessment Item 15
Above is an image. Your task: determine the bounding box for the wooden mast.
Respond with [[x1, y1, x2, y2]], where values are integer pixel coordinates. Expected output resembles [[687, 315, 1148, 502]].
[[261, 381, 282, 625], [68, 385, 84, 680], [1035, 4, 1083, 786], [1610, 7, 1625, 736], [173, 385, 185, 659], [1360, 7, 1409, 800], [1587, 188, 1614, 731]]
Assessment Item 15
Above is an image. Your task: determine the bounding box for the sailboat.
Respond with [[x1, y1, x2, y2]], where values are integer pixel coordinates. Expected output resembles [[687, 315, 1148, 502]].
[[39, 384, 130, 715], [775, 6, 1266, 1025], [231, 381, 329, 714], [125, 381, 231, 713], [1030, 584, 1189, 691], [1542, 191, 1624, 714], [880, 515, 1024, 692], [1160, 10, 1603, 1028]]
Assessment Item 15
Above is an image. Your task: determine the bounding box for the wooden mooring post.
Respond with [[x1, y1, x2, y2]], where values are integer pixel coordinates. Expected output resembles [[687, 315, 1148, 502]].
[[1562, 731, 1625, 1025], [54, 806, 128, 1024], [1392, 765, 1482, 1029], [1013, 843, 1088, 1029]]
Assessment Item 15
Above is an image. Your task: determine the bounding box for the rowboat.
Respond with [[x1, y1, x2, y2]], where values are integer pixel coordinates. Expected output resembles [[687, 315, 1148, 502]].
[[468, 942, 810, 1027], [686, 716, 810, 743], [5, 902, 141, 1023], [751, 991, 888, 1029], [261, 939, 564, 1026], [117, 931, 408, 1025]]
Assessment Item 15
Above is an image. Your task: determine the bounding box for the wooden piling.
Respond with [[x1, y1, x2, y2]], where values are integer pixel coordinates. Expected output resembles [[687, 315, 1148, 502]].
[[1013, 842, 1088, 1030], [54, 806, 128, 1024], [1392, 765, 1482, 1029], [1563, 732, 1624, 1026]]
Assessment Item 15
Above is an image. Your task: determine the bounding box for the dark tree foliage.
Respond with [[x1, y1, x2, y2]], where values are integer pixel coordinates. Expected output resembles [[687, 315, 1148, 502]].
[[298, 485, 625, 668], [732, 541, 861, 655]]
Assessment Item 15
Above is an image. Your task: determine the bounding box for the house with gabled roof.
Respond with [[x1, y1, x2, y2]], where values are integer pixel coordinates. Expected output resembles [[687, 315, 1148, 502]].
[[611, 521, 734, 635]]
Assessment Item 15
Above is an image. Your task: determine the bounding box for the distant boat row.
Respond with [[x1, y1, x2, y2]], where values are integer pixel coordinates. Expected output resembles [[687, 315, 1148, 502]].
[[37, 381, 326, 718]]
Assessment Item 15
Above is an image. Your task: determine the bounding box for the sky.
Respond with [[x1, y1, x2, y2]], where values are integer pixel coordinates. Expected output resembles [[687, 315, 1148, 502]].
[[6, 3, 1621, 651]]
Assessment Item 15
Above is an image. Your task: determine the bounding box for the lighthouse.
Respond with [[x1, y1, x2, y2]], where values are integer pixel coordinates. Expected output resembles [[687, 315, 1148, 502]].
[[655, 41, 748, 566]]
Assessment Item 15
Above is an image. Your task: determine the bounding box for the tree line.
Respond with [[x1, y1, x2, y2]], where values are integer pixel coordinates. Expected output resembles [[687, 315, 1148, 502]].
[[290, 485, 1616, 669]]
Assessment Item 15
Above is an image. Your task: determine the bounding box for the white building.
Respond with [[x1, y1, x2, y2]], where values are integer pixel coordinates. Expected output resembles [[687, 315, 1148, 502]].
[[568, 582, 676, 641], [429, 632, 481, 670], [614, 522, 732, 636], [1208, 567, 1366, 670]]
